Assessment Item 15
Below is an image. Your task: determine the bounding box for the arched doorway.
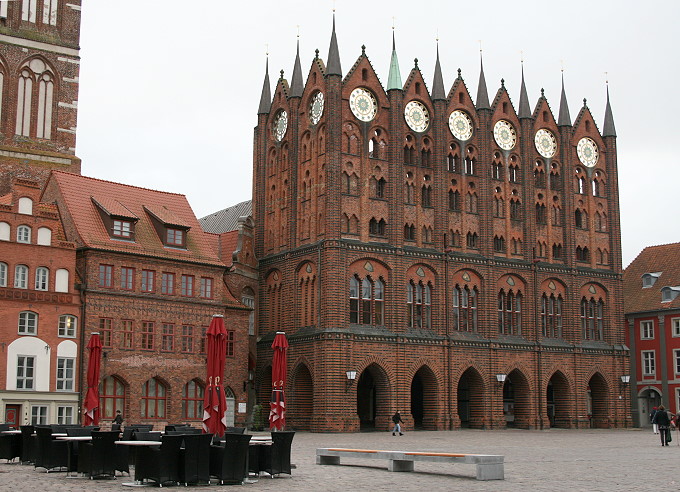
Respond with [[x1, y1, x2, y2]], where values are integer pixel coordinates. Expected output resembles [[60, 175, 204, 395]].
[[356, 364, 390, 431], [410, 365, 438, 429], [291, 364, 313, 430], [547, 371, 571, 428], [638, 387, 661, 428], [502, 369, 531, 428], [588, 373, 609, 428], [457, 367, 485, 428]]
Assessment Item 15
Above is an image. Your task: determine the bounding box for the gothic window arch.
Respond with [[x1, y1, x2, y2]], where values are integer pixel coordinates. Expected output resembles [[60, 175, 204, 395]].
[[447, 143, 460, 173], [549, 162, 562, 190], [452, 272, 479, 332], [446, 229, 461, 248], [266, 271, 283, 332], [182, 380, 204, 420], [298, 262, 317, 328], [576, 246, 590, 263], [422, 226, 433, 244], [498, 289, 522, 335], [15, 58, 56, 139], [493, 235, 506, 253], [576, 169, 587, 194], [421, 184, 432, 207], [449, 189, 461, 211], [100, 376, 126, 420], [141, 378, 167, 419], [534, 160, 546, 188], [581, 297, 604, 340], [494, 196, 504, 217], [368, 218, 386, 237], [552, 204, 562, 226], [466, 231, 479, 249], [508, 156, 520, 183], [466, 192, 478, 214], [512, 238, 522, 255], [404, 223, 415, 241], [403, 135, 415, 165], [552, 243, 563, 260], [509, 199, 522, 220], [492, 152, 503, 180], [421, 138, 432, 168], [536, 203, 547, 225], [407, 279, 432, 329], [541, 293, 563, 338], [350, 275, 385, 325]]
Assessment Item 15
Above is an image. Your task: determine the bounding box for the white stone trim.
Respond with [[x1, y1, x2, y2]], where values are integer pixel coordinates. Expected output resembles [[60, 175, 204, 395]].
[[62, 76, 79, 83], [0, 149, 72, 164], [66, 3, 81, 11], [58, 101, 77, 109], [57, 56, 80, 65], [0, 34, 80, 57], [57, 127, 76, 134]]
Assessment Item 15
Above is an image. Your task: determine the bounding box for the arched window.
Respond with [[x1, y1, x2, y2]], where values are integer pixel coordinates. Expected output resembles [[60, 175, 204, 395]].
[[0, 262, 7, 287], [16, 58, 55, 139], [18, 197, 33, 215], [510, 199, 522, 220], [421, 185, 432, 207], [55, 268, 69, 292], [18, 310, 38, 335], [421, 148, 431, 168], [404, 223, 415, 241], [493, 235, 505, 253], [552, 243, 563, 260], [403, 144, 415, 165], [14, 264, 28, 289], [34, 266, 48, 291], [552, 206, 562, 226], [100, 376, 126, 420], [581, 297, 604, 340], [536, 204, 547, 224], [541, 294, 563, 338], [141, 378, 167, 419], [452, 285, 477, 332], [449, 190, 461, 211], [464, 156, 475, 175], [578, 176, 586, 194], [466, 232, 478, 249], [374, 177, 386, 198], [407, 280, 432, 329], [368, 218, 386, 236], [0, 222, 9, 241], [182, 380, 204, 420], [494, 197, 504, 217], [58, 314, 77, 338], [498, 289, 522, 335], [37, 227, 51, 245], [17, 225, 31, 243], [447, 147, 460, 172], [349, 276, 385, 326], [466, 192, 478, 213]]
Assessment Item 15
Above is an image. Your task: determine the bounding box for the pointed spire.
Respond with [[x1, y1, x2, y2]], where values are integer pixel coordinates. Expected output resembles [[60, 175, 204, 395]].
[[558, 72, 571, 126], [476, 51, 490, 110], [386, 29, 402, 91], [603, 83, 616, 137], [290, 37, 303, 98], [257, 56, 271, 114], [518, 63, 531, 119], [326, 12, 342, 77], [431, 41, 445, 100]]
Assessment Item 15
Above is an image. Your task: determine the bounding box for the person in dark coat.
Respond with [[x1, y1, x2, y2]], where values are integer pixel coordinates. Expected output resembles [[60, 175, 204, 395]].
[[113, 410, 123, 425], [650, 406, 659, 434], [653, 405, 671, 446], [391, 411, 404, 436]]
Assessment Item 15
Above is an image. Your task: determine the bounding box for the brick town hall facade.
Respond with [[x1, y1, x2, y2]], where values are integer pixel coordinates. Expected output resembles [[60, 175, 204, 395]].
[[251, 18, 630, 431]]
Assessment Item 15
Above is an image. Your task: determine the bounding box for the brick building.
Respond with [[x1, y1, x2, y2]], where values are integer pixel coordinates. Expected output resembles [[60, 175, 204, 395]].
[[0, 177, 80, 426], [624, 243, 680, 427], [251, 18, 630, 432], [40, 171, 252, 427], [0, 0, 82, 194]]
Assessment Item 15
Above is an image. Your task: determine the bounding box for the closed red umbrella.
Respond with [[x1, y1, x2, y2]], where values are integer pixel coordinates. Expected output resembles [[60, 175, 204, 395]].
[[269, 331, 288, 430], [83, 332, 102, 426], [203, 315, 228, 437]]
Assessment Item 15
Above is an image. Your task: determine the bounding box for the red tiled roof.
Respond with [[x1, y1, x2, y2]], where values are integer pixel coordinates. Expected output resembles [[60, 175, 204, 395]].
[[219, 230, 239, 267], [47, 171, 223, 266], [0, 193, 11, 206], [91, 196, 138, 219], [143, 204, 191, 228], [623, 242, 680, 315]]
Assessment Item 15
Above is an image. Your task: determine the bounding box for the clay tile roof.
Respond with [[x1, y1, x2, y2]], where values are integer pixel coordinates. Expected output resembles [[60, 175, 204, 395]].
[[0, 192, 11, 206], [219, 230, 239, 267], [91, 196, 138, 219], [49, 171, 222, 266], [143, 204, 191, 228], [623, 242, 680, 314]]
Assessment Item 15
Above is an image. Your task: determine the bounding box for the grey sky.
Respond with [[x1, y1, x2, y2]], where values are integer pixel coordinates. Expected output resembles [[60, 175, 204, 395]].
[[76, 0, 679, 267]]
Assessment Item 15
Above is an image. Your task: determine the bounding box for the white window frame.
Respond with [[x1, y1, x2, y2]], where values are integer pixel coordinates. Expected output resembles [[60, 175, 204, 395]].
[[640, 320, 654, 340], [58, 314, 77, 338], [0, 1, 8, 19], [22, 0, 37, 23], [31, 405, 47, 425], [675, 349, 680, 376], [14, 264, 28, 288], [242, 293, 255, 336], [0, 262, 6, 287], [56, 357, 75, 391], [673, 318, 680, 338], [17, 355, 35, 389], [112, 220, 132, 238], [57, 406, 74, 425], [35, 266, 49, 291], [17, 225, 31, 243], [18, 311, 37, 335], [642, 350, 656, 377], [43, 0, 58, 26]]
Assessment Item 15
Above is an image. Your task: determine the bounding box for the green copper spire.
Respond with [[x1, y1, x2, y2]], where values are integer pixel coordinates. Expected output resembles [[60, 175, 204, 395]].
[[386, 30, 402, 91]]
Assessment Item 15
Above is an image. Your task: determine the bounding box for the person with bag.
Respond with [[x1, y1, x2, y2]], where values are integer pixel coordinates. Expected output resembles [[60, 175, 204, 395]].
[[653, 405, 671, 446], [650, 406, 659, 434], [391, 411, 404, 436]]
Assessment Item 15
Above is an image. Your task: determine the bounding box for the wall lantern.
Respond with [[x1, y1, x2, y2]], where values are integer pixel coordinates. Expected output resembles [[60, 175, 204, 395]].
[[496, 374, 507, 383]]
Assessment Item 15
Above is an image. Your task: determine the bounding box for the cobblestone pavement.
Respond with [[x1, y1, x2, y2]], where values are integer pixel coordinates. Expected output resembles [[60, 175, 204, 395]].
[[1, 428, 676, 491]]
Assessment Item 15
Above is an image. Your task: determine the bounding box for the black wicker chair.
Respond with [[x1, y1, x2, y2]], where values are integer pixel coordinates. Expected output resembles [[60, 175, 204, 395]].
[[133, 431, 162, 442], [179, 433, 212, 486], [35, 427, 68, 472], [210, 433, 252, 484], [258, 431, 295, 477], [226, 426, 246, 434], [79, 431, 119, 479], [0, 424, 11, 432], [134, 434, 183, 486], [0, 433, 20, 462], [66, 427, 93, 437], [19, 425, 35, 463]]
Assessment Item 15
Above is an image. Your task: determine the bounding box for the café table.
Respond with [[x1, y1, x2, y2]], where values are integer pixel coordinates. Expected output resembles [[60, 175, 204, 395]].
[[0, 430, 22, 435], [247, 436, 273, 479], [115, 440, 162, 487], [56, 435, 92, 477]]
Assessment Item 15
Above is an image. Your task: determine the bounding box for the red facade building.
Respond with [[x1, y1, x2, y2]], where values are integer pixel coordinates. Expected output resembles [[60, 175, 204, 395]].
[[624, 243, 680, 427], [251, 19, 630, 432]]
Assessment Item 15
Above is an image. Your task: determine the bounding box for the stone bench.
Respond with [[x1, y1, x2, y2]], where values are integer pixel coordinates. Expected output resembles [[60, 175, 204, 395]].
[[316, 447, 504, 480]]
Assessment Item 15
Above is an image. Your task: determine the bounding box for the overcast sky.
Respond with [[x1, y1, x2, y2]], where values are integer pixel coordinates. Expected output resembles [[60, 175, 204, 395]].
[[76, 0, 678, 268]]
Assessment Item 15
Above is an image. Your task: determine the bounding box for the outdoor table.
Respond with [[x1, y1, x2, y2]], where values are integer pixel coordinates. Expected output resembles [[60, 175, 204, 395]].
[[247, 438, 272, 477], [0, 430, 21, 435], [115, 440, 162, 487], [0, 432, 21, 462], [56, 436, 93, 477]]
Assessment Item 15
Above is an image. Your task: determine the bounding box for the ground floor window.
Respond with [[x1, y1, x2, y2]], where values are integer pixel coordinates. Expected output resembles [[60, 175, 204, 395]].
[[31, 405, 48, 425], [141, 378, 167, 419], [57, 406, 74, 424], [182, 380, 204, 420]]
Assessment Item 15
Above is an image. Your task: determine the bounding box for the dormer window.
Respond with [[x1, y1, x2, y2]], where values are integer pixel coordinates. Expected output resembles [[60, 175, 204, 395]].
[[167, 228, 184, 247], [642, 272, 662, 288], [661, 287, 680, 303], [113, 220, 133, 239]]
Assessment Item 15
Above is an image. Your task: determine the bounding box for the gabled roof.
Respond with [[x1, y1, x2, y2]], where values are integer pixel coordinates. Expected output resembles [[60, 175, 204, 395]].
[[91, 196, 138, 219], [199, 200, 252, 234], [623, 242, 680, 314], [46, 171, 223, 266]]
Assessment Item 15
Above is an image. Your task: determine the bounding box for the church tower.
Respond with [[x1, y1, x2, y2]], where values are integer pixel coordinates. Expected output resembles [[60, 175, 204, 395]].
[[0, 0, 82, 193], [253, 17, 628, 432]]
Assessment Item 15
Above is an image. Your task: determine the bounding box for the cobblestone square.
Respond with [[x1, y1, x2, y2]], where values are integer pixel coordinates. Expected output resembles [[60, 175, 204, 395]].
[[1, 429, 675, 491]]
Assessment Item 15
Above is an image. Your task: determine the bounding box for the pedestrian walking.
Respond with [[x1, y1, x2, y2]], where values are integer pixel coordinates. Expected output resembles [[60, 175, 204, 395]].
[[391, 411, 404, 436], [650, 406, 659, 434], [653, 405, 671, 446]]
